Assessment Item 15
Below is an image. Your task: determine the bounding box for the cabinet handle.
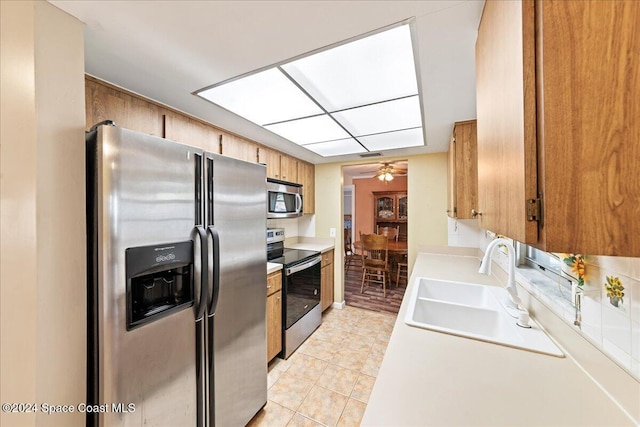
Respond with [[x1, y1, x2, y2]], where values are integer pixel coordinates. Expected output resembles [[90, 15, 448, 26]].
[[276, 297, 281, 301], [471, 209, 483, 218], [267, 285, 272, 289]]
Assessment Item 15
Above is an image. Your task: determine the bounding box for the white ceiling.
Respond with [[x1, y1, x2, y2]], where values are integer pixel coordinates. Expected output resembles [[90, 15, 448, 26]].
[[50, 0, 484, 164]]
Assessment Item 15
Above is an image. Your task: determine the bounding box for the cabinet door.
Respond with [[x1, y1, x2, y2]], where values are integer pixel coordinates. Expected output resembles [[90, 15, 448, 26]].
[[397, 195, 408, 220], [258, 146, 281, 180], [220, 133, 258, 163], [85, 77, 163, 136], [447, 135, 457, 218], [375, 195, 396, 220], [266, 291, 282, 361], [453, 121, 478, 220], [280, 155, 298, 183], [163, 112, 220, 153], [321, 266, 333, 312], [297, 161, 315, 214], [538, 0, 640, 256], [321, 250, 334, 311], [476, 0, 538, 243]]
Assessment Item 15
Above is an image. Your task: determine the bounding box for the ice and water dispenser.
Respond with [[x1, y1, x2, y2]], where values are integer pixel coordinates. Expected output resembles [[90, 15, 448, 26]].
[[125, 241, 194, 330]]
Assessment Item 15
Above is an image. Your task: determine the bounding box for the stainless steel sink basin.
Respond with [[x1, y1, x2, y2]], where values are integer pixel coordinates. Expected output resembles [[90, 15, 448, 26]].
[[405, 278, 564, 357]]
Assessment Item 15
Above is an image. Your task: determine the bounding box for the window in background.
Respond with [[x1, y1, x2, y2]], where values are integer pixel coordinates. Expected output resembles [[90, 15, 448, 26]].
[[521, 244, 572, 291]]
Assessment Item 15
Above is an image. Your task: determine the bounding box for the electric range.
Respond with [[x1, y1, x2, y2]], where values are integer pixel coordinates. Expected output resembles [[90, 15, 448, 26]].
[[267, 228, 322, 358]]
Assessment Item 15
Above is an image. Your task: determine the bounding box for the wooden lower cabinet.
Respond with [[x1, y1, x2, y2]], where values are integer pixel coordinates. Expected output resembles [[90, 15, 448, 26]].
[[320, 250, 334, 312], [266, 271, 282, 362]]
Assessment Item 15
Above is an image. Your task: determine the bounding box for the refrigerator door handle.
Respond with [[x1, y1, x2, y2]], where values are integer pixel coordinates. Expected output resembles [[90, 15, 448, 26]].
[[194, 226, 208, 321], [207, 226, 220, 315]]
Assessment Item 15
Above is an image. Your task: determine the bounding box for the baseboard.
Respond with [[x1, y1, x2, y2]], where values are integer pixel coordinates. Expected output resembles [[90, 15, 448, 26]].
[[332, 301, 346, 309]]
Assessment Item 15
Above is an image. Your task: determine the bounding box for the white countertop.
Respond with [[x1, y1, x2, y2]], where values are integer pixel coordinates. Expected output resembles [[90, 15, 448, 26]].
[[266, 262, 282, 275], [285, 242, 334, 253], [361, 247, 634, 426]]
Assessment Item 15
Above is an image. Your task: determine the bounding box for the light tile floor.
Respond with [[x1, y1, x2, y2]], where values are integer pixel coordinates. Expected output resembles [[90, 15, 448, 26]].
[[248, 306, 397, 427]]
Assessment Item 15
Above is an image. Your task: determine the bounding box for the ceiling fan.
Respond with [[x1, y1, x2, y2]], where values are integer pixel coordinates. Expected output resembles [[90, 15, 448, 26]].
[[360, 162, 408, 183]]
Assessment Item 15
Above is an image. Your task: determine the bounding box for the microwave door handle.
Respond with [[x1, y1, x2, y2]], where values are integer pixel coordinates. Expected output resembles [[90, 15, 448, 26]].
[[295, 193, 303, 213]]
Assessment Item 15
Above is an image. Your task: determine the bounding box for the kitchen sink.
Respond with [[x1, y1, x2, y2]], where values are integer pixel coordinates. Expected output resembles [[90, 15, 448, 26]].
[[416, 278, 497, 309], [405, 278, 564, 357]]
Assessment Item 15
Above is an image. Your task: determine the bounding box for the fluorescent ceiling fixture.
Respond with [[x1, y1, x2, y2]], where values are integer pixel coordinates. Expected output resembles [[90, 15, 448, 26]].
[[303, 138, 367, 156], [332, 96, 422, 137], [198, 68, 322, 125], [282, 25, 418, 111], [265, 115, 349, 145], [358, 128, 424, 151], [195, 21, 424, 157]]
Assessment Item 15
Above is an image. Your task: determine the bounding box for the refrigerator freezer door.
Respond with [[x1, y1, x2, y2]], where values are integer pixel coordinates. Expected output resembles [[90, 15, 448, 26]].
[[88, 126, 200, 426], [206, 154, 267, 427]]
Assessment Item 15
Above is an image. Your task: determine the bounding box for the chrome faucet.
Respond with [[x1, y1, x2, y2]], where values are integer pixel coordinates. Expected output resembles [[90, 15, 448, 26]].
[[479, 238, 520, 309]]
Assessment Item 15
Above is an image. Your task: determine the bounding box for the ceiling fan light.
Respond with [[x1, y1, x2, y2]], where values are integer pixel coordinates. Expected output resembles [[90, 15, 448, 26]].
[[378, 174, 385, 181], [385, 172, 394, 181]]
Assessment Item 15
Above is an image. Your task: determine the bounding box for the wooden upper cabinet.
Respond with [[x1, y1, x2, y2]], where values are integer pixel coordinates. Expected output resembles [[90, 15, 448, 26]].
[[280, 155, 298, 183], [298, 161, 315, 215], [85, 76, 318, 216], [476, 0, 537, 244], [447, 120, 478, 220], [220, 132, 258, 163], [258, 148, 299, 183], [476, 0, 640, 256], [85, 77, 163, 136], [163, 112, 220, 153], [258, 146, 281, 179]]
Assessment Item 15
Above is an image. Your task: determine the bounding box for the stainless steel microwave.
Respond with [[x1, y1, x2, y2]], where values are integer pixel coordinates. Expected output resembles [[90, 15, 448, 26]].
[[266, 178, 303, 218]]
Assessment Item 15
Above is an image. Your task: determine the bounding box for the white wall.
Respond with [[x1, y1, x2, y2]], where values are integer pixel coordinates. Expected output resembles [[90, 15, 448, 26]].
[[447, 217, 483, 247], [1, 2, 86, 425]]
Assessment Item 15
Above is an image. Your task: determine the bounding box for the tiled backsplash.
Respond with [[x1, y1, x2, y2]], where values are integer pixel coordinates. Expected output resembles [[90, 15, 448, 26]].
[[267, 215, 315, 238], [476, 230, 640, 380]]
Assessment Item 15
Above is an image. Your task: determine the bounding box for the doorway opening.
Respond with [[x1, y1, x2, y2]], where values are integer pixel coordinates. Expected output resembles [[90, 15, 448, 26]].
[[341, 161, 409, 315]]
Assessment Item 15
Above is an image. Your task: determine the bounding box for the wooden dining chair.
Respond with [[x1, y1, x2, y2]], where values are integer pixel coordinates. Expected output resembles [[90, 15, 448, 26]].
[[359, 233, 390, 297], [344, 229, 361, 271], [396, 257, 409, 287], [377, 225, 399, 241]]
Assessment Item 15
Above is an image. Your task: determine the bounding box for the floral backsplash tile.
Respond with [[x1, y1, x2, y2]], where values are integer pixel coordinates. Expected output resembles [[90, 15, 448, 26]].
[[551, 253, 638, 375], [605, 276, 625, 308], [477, 230, 640, 379]]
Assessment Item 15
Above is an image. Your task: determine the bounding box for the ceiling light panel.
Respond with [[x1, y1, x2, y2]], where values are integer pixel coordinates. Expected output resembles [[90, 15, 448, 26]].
[[198, 68, 322, 125], [264, 115, 350, 145], [358, 127, 424, 151], [303, 138, 367, 156], [282, 25, 418, 111], [332, 96, 422, 137]]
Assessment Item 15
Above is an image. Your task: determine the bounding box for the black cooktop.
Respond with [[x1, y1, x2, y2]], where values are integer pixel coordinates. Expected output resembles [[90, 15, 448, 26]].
[[269, 248, 320, 267]]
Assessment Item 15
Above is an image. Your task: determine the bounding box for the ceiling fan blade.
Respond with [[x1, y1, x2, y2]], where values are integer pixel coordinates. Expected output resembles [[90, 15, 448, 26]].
[[391, 168, 408, 174]]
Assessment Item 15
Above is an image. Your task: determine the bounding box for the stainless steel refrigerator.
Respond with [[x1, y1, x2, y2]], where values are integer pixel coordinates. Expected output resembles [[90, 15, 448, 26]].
[[86, 123, 267, 426]]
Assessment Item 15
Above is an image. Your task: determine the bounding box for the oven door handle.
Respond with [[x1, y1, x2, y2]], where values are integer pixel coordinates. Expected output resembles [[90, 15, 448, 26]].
[[286, 255, 322, 276]]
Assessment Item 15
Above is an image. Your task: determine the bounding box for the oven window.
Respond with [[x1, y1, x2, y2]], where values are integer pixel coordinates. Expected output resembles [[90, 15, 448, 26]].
[[284, 262, 320, 329]]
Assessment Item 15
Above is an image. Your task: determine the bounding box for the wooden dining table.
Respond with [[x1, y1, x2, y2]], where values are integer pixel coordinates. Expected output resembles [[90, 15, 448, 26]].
[[353, 239, 408, 284], [353, 239, 408, 254]]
